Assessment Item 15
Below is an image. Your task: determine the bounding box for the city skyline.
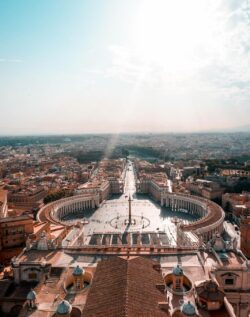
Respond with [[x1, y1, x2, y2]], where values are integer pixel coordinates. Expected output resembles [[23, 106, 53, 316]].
[[0, 0, 250, 134]]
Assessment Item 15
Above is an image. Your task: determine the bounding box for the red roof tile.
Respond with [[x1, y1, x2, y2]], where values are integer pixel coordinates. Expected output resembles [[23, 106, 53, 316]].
[[83, 256, 169, 317]]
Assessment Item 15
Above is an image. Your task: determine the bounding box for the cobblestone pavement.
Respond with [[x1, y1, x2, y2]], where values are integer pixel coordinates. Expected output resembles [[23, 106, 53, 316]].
[[68, 161, 200, 247]]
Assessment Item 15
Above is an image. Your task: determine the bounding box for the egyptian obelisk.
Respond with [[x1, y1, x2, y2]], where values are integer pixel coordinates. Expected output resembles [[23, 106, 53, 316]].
[[128, 194, 132, 225]]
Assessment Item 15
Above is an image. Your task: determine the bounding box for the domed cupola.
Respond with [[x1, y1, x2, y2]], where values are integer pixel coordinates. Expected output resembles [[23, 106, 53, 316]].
[[195, 279, 224, 311], [205, 280, 218, 292], [56, 300, 72, 316], [165, 264, 193, 295], [172, 264, 184, 292], [72, 265, 85, 291], [73, 265, 84, 276], [173, 264, 183, 276], [181, 301, 196, 316]]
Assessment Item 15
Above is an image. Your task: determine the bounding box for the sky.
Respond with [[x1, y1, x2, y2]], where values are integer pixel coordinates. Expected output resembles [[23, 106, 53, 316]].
[[0, 0, 250, 135]]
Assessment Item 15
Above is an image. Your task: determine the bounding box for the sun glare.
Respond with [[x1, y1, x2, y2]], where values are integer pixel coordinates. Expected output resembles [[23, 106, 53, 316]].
[[130, 0, 218, 72]]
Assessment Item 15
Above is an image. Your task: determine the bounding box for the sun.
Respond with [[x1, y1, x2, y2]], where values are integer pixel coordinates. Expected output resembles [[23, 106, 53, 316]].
[[129, 0, 218, 72]]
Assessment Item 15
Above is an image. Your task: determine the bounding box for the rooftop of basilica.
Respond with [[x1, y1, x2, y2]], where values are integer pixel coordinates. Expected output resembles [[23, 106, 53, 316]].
[[0, 160, 248, 317]]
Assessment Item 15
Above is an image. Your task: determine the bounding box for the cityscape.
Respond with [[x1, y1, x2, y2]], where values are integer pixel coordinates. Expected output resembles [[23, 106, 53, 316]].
[[1, 0, 250, 317], [0, 133, 249, 316]]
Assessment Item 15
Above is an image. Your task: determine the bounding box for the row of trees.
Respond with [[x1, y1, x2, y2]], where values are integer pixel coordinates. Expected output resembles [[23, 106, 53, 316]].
[[70, 145, 163, 164], [205, 158, 250, 173]]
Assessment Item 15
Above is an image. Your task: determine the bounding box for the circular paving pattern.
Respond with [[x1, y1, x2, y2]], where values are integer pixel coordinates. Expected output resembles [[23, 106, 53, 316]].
[[110, 215, 150, 230]]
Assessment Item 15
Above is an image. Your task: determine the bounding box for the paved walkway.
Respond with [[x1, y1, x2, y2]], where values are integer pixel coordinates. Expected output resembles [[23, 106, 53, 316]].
[[67, 161, 199, 247]]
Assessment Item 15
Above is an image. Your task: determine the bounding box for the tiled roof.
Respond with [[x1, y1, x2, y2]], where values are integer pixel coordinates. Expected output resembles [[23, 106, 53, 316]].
[[208, 306, 231, 317], [196, 280, 224, 302], [83, 256, 169, 317]]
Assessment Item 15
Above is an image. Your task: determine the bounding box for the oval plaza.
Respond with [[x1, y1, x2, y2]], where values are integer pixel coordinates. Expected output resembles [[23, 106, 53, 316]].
[[8, 159, 250, 317], [38, 160, 225, 249]]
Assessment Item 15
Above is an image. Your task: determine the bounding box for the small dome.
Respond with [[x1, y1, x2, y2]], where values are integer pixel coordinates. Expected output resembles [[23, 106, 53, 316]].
[[73, 265, 84, 276], [173, 264, 183, 276], [56, 300, 72, 315], [181, 301, 196, 316], [205, 280, 218, 292], [27, 289, 36, 300]]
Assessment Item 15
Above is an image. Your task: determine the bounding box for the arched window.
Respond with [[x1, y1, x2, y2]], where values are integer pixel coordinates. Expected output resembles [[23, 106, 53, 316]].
[[221, 272, 239, 286]]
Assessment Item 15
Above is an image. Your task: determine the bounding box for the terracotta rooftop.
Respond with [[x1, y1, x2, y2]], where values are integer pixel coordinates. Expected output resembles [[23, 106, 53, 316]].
[[196, 280, 224, 302], [0, 213, 33, 224], [207, 306, 231, 317], [83, 256, 169, 317], [0, 189, 7, 203]]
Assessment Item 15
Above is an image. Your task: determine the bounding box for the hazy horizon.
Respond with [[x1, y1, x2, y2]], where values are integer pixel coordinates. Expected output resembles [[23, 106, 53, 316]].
[[1, 0, 250, 135], [1, 127, 250, 138]]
